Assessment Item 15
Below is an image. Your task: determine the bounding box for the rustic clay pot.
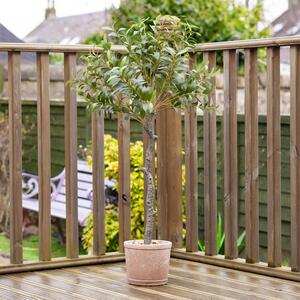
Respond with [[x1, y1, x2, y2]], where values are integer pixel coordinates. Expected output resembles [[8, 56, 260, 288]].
[[124, 240, 172, 286]]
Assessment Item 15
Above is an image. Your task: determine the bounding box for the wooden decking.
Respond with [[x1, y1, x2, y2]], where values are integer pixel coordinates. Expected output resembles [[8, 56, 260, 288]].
[[0, 259, 299, 300]]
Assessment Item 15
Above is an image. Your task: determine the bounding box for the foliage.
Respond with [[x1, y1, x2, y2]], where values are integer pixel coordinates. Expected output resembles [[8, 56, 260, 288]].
[[77, 16, 215, 243], [83, 32, 106, 46], [49, 53, 63, 65], [198, 213, 246, 255], [76, 17, 216, 124], [112, 0, 270, 44], [0, 233, 66, 261], [82, 135, 145, 252]]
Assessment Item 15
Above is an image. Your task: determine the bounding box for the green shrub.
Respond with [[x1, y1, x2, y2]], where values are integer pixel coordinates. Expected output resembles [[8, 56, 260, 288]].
[[198, 213, 246, 255]]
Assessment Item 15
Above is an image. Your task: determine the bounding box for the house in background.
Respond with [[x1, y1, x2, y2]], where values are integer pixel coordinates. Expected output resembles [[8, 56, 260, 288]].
[[272, 0, 300, 37], [24, 1, 110, 44], [0, 23, 35, 64], [272, 0, 300, 65]]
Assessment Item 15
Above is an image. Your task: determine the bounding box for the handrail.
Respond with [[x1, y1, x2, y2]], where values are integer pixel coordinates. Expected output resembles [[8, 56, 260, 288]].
[[0, 43, 127, 53], [195, 35, 300, 51], [2, 35, 300, 54]]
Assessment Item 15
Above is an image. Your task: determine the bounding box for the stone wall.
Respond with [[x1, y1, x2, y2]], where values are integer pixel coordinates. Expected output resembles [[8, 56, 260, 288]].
[[0, 64, 66, 101], [0, 64, 291, 115]]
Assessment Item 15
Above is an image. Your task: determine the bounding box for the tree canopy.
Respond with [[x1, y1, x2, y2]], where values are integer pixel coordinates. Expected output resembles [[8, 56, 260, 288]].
[[77, 17, 215, 124]]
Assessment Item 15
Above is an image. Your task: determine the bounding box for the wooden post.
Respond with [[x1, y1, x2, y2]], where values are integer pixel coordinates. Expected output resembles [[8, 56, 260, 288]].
[[290, 45, 300, 272], [223, 49, 238, 259], [8, 51, 23, 264], [37, 52, 51, 261], [244, 48, 259, 264], [157, 109, 182, 248], [185, 54, 198, 252], [203, 51, 217, 256], [64, 53, 79, 258], [118, 113, 131, 252], [92, 111, 106, 256], [266, 47, 281, 268]]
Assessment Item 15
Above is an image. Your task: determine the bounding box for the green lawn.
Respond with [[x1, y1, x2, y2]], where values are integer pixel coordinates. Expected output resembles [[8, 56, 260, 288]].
[[0, 233, 66, 261]]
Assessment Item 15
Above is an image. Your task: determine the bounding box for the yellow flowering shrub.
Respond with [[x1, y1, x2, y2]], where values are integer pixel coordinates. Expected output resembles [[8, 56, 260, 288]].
[[82, 134, 186, 252], [82, 134, 145, 252]]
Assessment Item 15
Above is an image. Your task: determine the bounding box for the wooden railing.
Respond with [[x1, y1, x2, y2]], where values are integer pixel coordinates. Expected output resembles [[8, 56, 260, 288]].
[[177, 36, 300, 282], [1, 37, 300, 282], [1, 44, 126, 274], [0, 43, 181, 274]]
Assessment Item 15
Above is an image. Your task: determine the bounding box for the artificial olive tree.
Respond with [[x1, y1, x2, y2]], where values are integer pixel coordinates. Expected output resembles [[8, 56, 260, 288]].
[[77, 16, 215, 245]]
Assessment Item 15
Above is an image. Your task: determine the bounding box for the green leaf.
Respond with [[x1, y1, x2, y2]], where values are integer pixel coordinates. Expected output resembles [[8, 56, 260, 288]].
[[142, 102, 153, 113], [198, 240, 205, 252]]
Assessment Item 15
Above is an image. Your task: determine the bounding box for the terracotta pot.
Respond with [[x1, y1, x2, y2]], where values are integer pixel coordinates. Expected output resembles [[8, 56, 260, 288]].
[[124, 240, 172, 286]]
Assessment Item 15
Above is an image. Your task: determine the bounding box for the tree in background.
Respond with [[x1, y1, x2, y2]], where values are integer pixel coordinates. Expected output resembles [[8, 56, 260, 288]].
[[0, 113, 9, 234], [83, 0, 269, 47], [112, 0, 269, 43]]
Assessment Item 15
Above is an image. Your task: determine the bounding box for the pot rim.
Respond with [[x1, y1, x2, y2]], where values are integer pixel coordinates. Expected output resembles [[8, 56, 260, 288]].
[[124, 239, 172, 250]]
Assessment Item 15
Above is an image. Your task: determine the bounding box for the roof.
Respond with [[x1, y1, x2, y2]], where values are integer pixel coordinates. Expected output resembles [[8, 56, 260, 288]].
[[271, 6, 300, 65], [272, 6, 300, 37], [0, 23, 35, 63], [25, 11, 110, 44], [0, 23, 23, 43]]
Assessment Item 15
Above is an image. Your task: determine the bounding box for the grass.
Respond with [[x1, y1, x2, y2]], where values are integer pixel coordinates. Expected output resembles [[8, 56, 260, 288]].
[[0, 233, 66, 261]]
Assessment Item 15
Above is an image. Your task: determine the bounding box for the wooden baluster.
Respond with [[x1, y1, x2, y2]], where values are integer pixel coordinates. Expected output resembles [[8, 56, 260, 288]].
[[92, 111, 105, 255], [8, 51, 23, 264], [64, 53, 78, 258], [290, 45, 300, 272], [266, 47, 281, 267], [37, 52, 51, 261], [203, 51, 217, 256], [223, 49, 238, 259], [118, 113, 131, 252], [185, 54, 198, 252], [244, 48, 259, 263]]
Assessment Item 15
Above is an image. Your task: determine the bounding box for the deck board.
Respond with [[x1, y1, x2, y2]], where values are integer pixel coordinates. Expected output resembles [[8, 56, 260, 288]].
[[0, 259, 299, 300]]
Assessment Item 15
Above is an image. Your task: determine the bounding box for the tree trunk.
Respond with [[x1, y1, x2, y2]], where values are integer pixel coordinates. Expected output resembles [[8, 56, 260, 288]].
[[142, 114, 156, 244]]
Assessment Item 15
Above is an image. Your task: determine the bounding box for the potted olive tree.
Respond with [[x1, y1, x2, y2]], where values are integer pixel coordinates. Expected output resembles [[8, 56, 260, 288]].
[[77, 16, 215, 286]]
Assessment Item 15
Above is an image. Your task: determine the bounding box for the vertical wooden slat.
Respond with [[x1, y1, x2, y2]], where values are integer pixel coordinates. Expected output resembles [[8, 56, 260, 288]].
[[223, 49, 238, 259], [64, 52, 78, 258], [118, 113, 131, 252], [92, 111, 105, 255], [203, 51, 217, 256], [143, 130, 156, 239], [244, 48, 259, 264], [157, 109, 168, 241], [266, 47, 281, 268], [185, 52, 198, 252], [37, 52, 51, 261], [290, 45, 300, 272], [8, 51, 23, 264], [157, 109, 182, 248]]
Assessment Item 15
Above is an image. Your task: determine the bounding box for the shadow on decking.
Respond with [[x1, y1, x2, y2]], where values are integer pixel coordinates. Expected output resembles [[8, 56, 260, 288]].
[[0, 259, 299, 300]]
